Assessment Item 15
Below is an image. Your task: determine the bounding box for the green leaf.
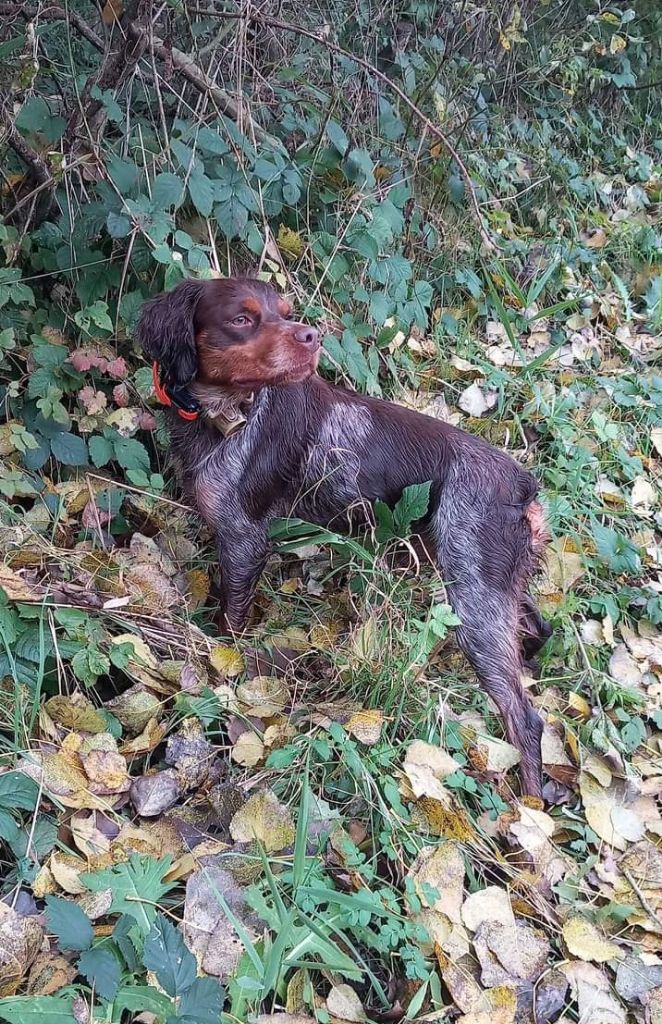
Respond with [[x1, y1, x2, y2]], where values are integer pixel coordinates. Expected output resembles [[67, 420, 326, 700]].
[[112, 436, 151, 474], [88, 435, 114, 468], [215, 196, 248, 239], [15, 97, 65, 142], [0, 771, 39, 811], [45, 896, 93, 951], [188, 172, 215, 217], [114, 986, 172, 1017], [77, 947, 121, 1001], [107, 211, 131, 238], [82, 854, 174, 934], [0, 809, 20, 846], [152, 243, 173, 264], [0, 997, 75, 1023], [173, 977, 225, 1023], [50, 432, 88, 467], [326, 119, 350, 155], [143, 914, 197, 997], [152, 172, 184, 208], [393, 481, 432, 534]]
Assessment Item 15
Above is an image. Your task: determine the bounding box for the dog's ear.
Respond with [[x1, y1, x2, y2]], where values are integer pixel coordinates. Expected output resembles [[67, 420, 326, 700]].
[[136, 280, 204, 387]]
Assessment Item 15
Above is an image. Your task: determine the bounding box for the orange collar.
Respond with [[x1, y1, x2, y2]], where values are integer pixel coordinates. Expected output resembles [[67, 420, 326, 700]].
[[152, 362, 201, 422]]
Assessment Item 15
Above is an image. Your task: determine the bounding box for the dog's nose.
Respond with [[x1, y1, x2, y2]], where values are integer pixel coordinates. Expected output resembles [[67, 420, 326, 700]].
[[293, 325, 320, 349]]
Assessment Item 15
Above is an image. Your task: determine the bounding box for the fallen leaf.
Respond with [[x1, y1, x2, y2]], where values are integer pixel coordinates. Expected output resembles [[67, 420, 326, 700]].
[[130, 770, 182, 817], [652, 427, 662, 457], [631, 476, 656, 516], [538, 536, 584, 595], [230, 790, 295, 852], [459, 382, 498, 417], [461, 886, 515, 933], [580, 772, 645, 850], [44, 696, 106, 734], [561, 960, 626, 1024], [563, 916, 622, 962], [407, 842, 465, 924], [209, 645, 245, 677], [615, 953, 662, 1001], [26, 952, 76, 995], [474, 919, 550, 985], [183, 865, 259, 979], [0, 903, 43, 996], [326, 983, 365, 1022], [509, 804, 572, 885], [106, 684, 162, 735], [345, 709, 383, 745], [403, 740, 458, 801], [236, 676, 289, 717], [231, 730, 265, 767]]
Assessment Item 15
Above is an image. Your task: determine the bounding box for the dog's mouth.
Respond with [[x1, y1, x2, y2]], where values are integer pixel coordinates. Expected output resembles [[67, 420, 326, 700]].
[[236, 358, 318, 390]]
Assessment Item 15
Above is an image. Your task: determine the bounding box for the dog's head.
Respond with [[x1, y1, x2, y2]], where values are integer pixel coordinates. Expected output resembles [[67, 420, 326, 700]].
[[136, 276, 320, 392]]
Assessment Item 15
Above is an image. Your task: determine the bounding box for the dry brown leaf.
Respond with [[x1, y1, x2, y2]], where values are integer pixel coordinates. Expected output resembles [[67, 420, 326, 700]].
[[561, 961, 626, 1024], [120, 717, 168, 756], [326, 984, 365, 1022], [70, 812, 112, 860], [48, 852, 89, 894], [130, 770, 182, 817], [231, 730, 265, 767], [106, 684, 162, 735], [580, 772, 646, 850], [563, 916, 622, 962], [538, 536, 584, 595], [509, 804, 572, 885], [459, 381, 498, 417], [26, 952, 76, 995], [403, 739, 458, 802], [345, 709, 383, 745], [0, 903, 43, 996], [230, 790, 295, 852], [183, 865, 259, 980], [474, 919, 550, 986]]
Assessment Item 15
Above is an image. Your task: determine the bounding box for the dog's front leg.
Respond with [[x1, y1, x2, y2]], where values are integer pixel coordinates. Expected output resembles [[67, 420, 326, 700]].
[[215, 519, 270, 633]]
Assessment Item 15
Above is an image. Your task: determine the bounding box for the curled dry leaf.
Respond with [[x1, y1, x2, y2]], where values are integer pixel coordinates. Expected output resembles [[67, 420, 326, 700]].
[[508, 804, 572, 885], [631, 475, 656, 516], [229, 789, 295, 852], [165, 717, 214, 789], [326, 984, 366, 1022], [0, 902, 43, 996], [538, 536, 584, 595], [459, 381, 498, 417], [26, 952, 76, 995], [403, 739, 458, 802]]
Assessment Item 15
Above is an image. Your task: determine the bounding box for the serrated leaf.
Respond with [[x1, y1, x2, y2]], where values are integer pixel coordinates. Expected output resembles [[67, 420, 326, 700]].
[[77, 947, 121, 1000], [0, 995, 76, 1024], [393, 481, 432, 534], [112, 436, 151, 473], [50, 432, 88, 467], [82, 854, 174, 933], [143, 913, 197, 997], [44, 896, 93, 951], [174, 976, 225, 1023], [88, 435, 114, 468]]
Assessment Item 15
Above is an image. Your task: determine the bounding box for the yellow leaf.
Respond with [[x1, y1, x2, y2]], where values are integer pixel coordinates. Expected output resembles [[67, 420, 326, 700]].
[[185, 569, 210, 609], [230, 789, 295, 852], [562, 916, 622, 962], [44, 695, 106, 734], [277, 225, 305, 258], [610, 33, 626, 53], [407, 842, 465, 923], [346, 709, 383, 745], [209, 645, 245, 677]]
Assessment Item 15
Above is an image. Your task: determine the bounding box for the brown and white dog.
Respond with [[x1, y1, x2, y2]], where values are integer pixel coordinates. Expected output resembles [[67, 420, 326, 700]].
[[137, 276, 551, 796]]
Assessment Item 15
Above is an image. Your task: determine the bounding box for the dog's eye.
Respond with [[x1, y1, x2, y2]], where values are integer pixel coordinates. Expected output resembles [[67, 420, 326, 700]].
[[231, 314, 251, 327]]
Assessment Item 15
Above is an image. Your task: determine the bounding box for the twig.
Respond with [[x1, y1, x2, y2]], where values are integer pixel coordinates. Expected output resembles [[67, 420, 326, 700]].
[[193, 7, 497, 251], [622, 866, 662, 930], [0, 116, 55, 224]]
